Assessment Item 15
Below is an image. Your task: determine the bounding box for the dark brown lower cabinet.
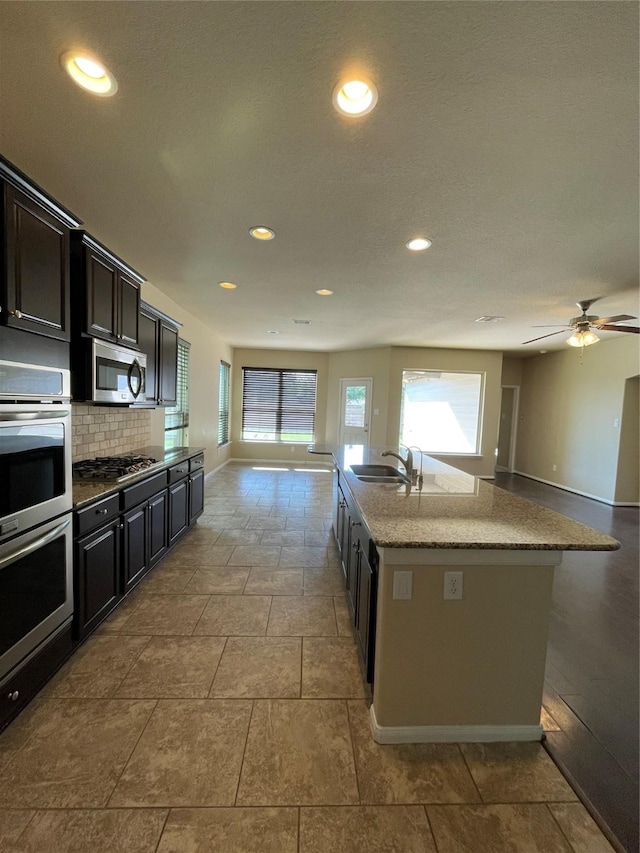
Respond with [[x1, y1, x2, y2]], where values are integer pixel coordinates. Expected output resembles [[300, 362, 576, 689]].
[[189, 469, 204, 523], [123, 489, 168, 593], [74, 518, 121, 639], [168, 478, 189, 545]]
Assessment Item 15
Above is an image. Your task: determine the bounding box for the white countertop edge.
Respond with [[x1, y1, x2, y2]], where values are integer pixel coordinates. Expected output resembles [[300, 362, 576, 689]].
[[378, 548, 563, 566]]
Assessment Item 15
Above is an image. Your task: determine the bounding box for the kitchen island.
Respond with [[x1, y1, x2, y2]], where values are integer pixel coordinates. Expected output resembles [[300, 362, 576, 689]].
[[312, 445, 619, 744]]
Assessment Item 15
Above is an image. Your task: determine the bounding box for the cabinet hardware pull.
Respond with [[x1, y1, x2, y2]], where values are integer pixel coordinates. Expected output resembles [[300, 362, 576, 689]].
[[9, 309, 23, 319], [97, 508, 109, 515], [8, 690, 19, 702]]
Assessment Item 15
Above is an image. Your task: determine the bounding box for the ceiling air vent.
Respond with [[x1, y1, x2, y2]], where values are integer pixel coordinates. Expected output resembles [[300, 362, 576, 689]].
[[475, 316, 505, 323], [292, 319, 311, 325]]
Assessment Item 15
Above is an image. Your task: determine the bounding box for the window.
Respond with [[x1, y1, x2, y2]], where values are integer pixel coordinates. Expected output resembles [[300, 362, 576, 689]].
[[164, 339, 190, 450], [400, 370, 483, 454], [218, 361, 230, 446], [241, 367, 317, 442]]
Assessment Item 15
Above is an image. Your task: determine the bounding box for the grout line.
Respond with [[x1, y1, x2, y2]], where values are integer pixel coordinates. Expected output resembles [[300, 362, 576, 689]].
[[152, 808, 171, 853], [207, 636, 229, 697], [105, 698, 159, 808], [297, 805, 301, 853], [457, 744, 483, 803], [109, 634, 154, 696], [423, 805, 443, 853], [345, 699, 363, 805], [234, 699, 255, 806]]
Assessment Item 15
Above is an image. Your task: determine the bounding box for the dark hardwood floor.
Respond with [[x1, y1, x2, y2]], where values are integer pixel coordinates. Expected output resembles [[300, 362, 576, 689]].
[[494, 473, 639, 853]]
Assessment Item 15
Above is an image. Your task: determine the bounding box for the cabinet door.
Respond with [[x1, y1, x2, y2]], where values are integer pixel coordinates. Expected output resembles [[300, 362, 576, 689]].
[[122, 504, 147, 592], [75, 520, 121, 639], [356, 549, 376, 684], [158, 320, 178, 405], [189, 469, 204, 523], [168, 479, 189, 544], [118, 272, 140, 347], [138, 308, 159, 404], [3, 185, 70, 341], [148, 490, 168, 567], [85, 247, 117, 341], [346, 520, 359, 614]]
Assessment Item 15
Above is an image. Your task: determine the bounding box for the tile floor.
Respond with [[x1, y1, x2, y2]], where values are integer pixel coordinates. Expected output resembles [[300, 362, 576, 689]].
[[0, 463, 616, 852]]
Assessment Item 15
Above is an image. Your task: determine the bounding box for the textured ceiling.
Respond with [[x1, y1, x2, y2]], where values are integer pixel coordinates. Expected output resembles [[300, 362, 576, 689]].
[[0, 1, 638, 355]]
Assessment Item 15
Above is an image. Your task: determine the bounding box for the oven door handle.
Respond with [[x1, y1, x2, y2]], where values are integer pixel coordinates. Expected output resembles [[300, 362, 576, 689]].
[[0, 410, 71, 421], [0, 518, 71, 571]]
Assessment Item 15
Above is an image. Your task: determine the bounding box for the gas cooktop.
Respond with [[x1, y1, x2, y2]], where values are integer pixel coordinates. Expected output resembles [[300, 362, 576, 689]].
[[72, 455, 158, 481]]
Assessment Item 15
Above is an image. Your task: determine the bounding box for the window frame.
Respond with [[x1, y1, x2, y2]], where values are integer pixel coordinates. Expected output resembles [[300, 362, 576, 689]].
[[399, 368, 485, 456], [241, 367, 318, 443], [164, 338, 191, 450], [218, 360, 231, 446]]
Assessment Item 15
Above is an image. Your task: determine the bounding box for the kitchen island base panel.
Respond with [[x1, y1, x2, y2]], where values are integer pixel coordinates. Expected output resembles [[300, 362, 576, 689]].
[[370, 705, 544, 744], [372, 553, 557, 736]]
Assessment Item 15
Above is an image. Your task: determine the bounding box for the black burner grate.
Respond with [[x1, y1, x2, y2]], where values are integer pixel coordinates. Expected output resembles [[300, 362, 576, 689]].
[[73, 455, 158, 480]]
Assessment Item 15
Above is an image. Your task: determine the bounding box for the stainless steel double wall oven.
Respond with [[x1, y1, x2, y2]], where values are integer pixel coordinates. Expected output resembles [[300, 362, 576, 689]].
[[0, 360, 73, 686]]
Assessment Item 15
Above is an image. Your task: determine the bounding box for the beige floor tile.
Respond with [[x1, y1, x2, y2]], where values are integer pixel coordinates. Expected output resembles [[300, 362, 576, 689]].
[[214, 529, 264, 545], [183, 566, 250, 594], [109, 699, 252, 807], [280, 547, 328, 567], [181, 525, 222, 542], [138, 566, 196, 594], [459, 742, 578, 803], [300, 805, 437, 852], [45, 635, 150, 698], [304, 566, 347, 596], [237, 699, 359, 805], [302, 638, 366, 698], [13, 808, 167, 853], [427, 804, 573, 852], [116, 636, 227, 698], [334, 596, 357, 639], [97, 589, 145, 634], [0, 698, 156, 807], [119, 594, 210, 635], [162, 544, 234, 567], [348, 701, 479, 804], [194, 595, 272, 635], [157, 807, 298, 853], [0, 810, 34, 844], [260, 531, 303, 545], [284, 518, 326, 531], [246, 516, 287, 530], [548, 803, 616, 852], [210, 637, 301, 698], [227, 545, 282, 566], [304, 530, 333, 546], [267, 597, 337, 636], [244, 567, 304, 595]]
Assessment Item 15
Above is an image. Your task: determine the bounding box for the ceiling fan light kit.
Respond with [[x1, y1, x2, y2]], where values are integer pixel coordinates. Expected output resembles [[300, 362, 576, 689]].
[[567, 329, 599, 348]]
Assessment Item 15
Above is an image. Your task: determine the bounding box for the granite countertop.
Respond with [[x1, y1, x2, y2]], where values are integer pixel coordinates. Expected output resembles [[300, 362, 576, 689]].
[[72, 446, 205, 509], [311, 444, 620, 552]]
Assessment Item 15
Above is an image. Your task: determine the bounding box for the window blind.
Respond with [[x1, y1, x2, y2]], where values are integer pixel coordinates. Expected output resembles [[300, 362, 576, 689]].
[[218, 361, 230, 445], [241, 367, 317, 442], [164, 339, 190, 448]]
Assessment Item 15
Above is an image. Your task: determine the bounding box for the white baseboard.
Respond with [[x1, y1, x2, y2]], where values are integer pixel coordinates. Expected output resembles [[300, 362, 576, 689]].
[[204, 457, 230, 483], [369, 705, 543, 744], [512, 470, 629, 506], [229, 456, 333, 469]]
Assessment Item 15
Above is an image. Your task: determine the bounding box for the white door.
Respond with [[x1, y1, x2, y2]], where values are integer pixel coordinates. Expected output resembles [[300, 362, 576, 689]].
[[339, 378, 372, 446]]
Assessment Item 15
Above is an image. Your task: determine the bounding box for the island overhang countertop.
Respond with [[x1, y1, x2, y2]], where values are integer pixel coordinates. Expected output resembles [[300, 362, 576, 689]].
[[311, 445, 620, 552]]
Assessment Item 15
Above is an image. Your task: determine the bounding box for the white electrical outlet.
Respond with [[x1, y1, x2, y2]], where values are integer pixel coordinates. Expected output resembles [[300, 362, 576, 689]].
[[393, 571, 413, 600], [444, 571, 463, 600]]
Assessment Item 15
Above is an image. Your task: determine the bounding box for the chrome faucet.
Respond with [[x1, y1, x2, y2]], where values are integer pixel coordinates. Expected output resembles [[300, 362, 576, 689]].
[[381, 445, 413, 483], [407, 445, 424, 488]]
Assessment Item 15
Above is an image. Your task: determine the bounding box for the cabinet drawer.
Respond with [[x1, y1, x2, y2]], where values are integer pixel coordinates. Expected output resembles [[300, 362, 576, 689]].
[[189, 454, 204, 472], [75, 493, 120, 537], [168, 461, 190, 484], [121, 471, 168, 511]]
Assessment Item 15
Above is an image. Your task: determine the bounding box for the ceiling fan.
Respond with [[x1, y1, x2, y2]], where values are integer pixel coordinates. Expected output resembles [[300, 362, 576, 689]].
[[522, 298, 639, 347]]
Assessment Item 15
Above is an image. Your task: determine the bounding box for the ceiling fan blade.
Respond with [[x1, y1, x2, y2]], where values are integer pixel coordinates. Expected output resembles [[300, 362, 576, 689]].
[[521, 330, 568, 345], [531, 325, 570, 328], [594, 314, 637, 325], [595, 324, 640, 334]]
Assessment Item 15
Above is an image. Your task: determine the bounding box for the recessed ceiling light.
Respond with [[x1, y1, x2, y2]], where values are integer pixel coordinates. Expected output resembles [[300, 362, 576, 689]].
[[316, 289, 334, 296], [61, 51, 117, 96], [333, 79, 378, 116], [219, 281, 237, 289], [267, 330, 280, 335], [249, 226, 275, 241], [406, 237, 432, 251]]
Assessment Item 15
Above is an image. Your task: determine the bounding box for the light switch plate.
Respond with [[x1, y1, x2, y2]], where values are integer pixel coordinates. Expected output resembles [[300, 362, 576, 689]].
[[393, 570, 413, 600]]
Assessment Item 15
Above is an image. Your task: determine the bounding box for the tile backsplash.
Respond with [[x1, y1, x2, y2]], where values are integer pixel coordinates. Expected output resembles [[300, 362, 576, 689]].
[[72, 404, 151, 461]]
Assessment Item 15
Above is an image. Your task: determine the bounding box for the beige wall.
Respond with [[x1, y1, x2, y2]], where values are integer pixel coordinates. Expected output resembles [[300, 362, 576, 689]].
[[142, 282, 233, 475], [615, 375, 639, 504], [516, 335, 639, 503], [325, 347, 391, 447], [386, 347, 503, 478], [501, 356, 523, 386], [231, 348, 330, 463]]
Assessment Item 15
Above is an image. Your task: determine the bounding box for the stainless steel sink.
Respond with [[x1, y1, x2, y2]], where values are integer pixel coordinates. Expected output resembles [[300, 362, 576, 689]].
[[350, 464, 410, 484]]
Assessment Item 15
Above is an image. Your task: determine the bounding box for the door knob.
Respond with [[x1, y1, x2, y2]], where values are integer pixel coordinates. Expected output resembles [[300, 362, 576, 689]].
[[9, 309, 22, 319]]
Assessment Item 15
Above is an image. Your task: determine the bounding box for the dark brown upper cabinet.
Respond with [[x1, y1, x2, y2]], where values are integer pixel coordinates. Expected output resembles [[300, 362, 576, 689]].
[[1, 157, 82, 343], [71, 231, 144, 348], [137, 300, 180, 407]]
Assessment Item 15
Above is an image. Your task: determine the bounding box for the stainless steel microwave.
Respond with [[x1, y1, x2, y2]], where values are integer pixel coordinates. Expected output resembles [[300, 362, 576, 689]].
[[75, 338, 147, 405]]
